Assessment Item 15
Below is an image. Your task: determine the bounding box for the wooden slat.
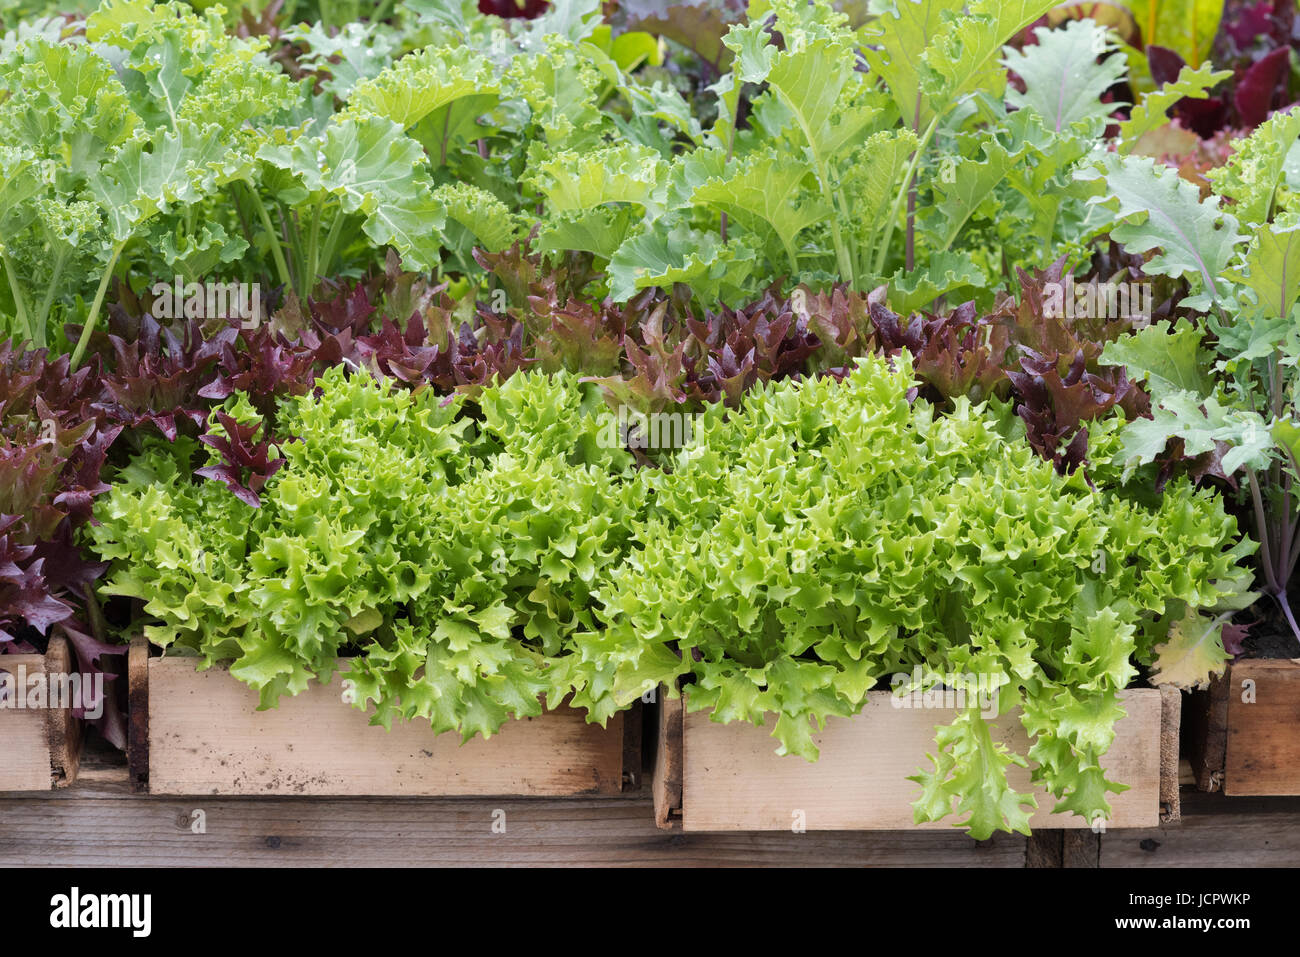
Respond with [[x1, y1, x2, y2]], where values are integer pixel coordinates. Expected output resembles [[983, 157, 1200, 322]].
[[621, 698, 643, 791], [1224, 658, 1300, 796], [1159, 686, 1181, 823], [1024, 829, 1063, 868], [0, 638, 83, 791], [7, 749, 1300, 868], [0, 653, 54, 791], [680, 689, 1163, 831], [44, 636, 82, 787], [0, 763, 1026, 867], [1099, 792, 1300, 866], [1063, 830, 1100, 868], [1186, 672, 1229, 792], [146, 656, 625, 796], [652, 687, 683, 829]]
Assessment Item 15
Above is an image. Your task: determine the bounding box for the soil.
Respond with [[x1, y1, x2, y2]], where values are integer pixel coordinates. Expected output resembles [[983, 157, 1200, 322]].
[[1236, 599, 1300, 659]]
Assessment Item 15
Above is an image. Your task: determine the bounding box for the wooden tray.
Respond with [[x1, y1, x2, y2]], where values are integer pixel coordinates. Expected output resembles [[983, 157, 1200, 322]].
[[654, 683, 1180, 831], [0, 636, 83, 791], [130, 637, 639, 797], [1187, 658, 1300, 796]]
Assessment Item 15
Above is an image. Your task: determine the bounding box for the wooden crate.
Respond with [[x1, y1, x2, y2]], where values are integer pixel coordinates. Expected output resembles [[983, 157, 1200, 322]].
[[1187, 658, 1300, 796], [0, 636, 83, 791], [130, 637, 639, 797], [653, 684, 1180, 831]]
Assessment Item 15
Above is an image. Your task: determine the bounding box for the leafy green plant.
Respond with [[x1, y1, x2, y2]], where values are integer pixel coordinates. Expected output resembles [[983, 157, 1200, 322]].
[[1091, 106, 1300, 656], [0, 1, 1270, 824], [580, 3, 1140, 311], [0, 1, 1173, 358], [88, 367, 642, 737], [573, 351, 1252, 836], [0, 0, 306, 359]]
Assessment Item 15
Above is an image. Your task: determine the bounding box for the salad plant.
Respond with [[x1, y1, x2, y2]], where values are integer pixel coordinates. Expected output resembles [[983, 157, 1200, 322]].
[[0, 0, 1178, 353], [575, 353, 1251, 836], [90, 367, 641, 736], [1092, 104, 1300, 655], [0, 0, 1287, 838], [88, 355, 1252, 836]]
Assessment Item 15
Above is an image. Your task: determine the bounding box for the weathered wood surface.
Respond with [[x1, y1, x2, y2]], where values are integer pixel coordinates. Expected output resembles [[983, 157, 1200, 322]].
[[0, 652, 52, 791], [652, 689, 682, 829], [0, 751, 1022, 867], [1186, 673, 1229, 792], [2, 752, 1297, 867], [1223, 659, 1300, 796], [145, 655, 628, 797], [1100, 792, 1300, 867], [676, 689, 1165, 831], [0, 637, 82, 790], [1159, 686, 1181, 823]]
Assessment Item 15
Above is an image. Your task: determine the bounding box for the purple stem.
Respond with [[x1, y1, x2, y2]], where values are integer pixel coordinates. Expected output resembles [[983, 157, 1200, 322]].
[[1278, 589, 1300, 649], [1249, 471, 1281, 594]]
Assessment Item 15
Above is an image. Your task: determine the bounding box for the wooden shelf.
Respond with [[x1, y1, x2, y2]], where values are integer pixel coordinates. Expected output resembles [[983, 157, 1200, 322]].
[[3, 741, 1298, 867]]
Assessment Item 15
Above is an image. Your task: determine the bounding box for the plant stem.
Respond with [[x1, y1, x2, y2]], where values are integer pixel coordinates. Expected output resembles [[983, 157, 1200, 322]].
[[1246, 466, 1300, 645], [2, 250, 32, 344], [875, 114, 940, 279], [229, 184, 255, 259], [317, 209, 346, 282], [905, 92, 921, 273], [780, 97, 853, 285], [780, 233, 800, 273], [34, 246, 68, 346], [1248, 469, 1281, 594], [440, 107, 453, 167], [305, 196, 324, 299], [1280, 447, 1300, 579], [1277, 588, 1300, 647], [283, 206, 304, 292], [70, 239, 126, 370], [721, 88, 740, 247], [244, 181, 293, 291], [82, 584, 109, 646], [1288, 512, 1300, 580], [1283, 467, 1295, 581]]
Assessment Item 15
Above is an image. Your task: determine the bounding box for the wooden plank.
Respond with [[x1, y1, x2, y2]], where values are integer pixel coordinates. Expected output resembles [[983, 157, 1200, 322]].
[[621, 699, 642, 791], [1186, 672, 1229, 792], [0, 764, 1026, 868], [1024, 829, 1063, 868], [1063, 830, 1100, 868], [1224, 658, 1300, 796], [4, 751, 1300, 868], [127, 636, 149, 793], [1159, 686, 1181, 823], [0, 652, 55, 791], [1100, 791, 1300, 867], [0, 638, 83, 791], [44, 636, 82, 787], [147, 656, 625, 796], [680, 689, 1162, 831], [652, 687, 683, 830]]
